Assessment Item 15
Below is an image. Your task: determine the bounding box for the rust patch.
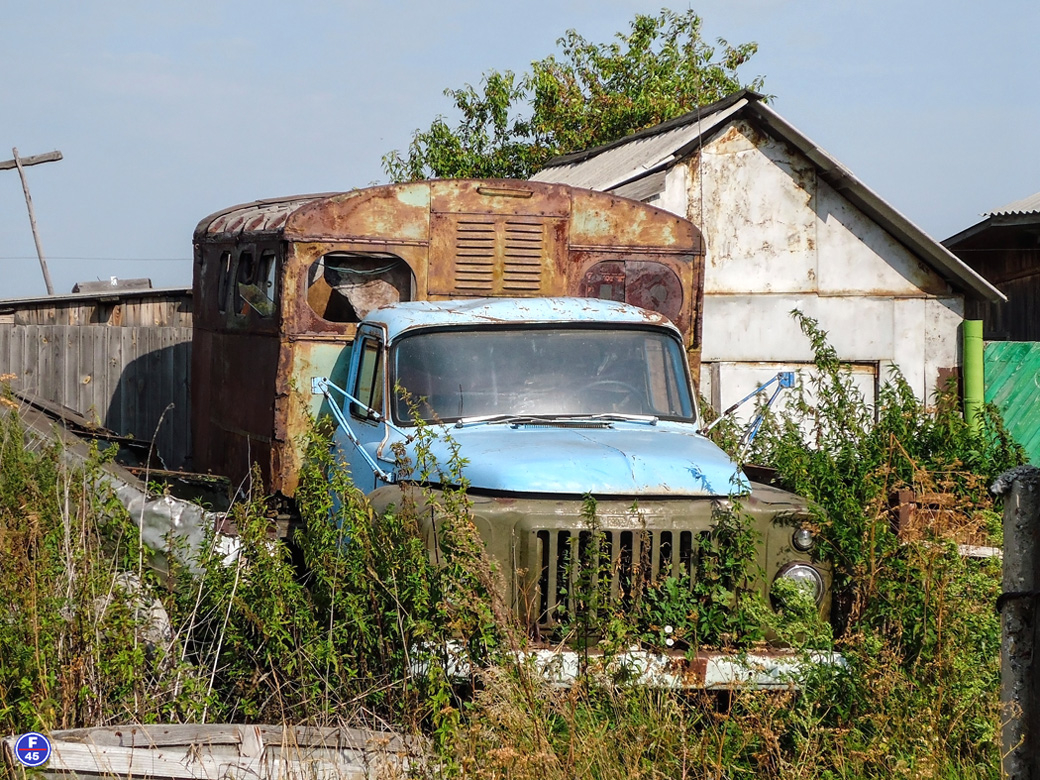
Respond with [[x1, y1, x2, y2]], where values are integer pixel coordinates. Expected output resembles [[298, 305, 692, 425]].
[[667, 653, 709, 686]]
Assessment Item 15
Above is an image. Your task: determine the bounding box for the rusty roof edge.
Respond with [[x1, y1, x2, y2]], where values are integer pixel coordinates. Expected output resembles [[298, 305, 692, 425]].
[[748, 102, 1006, 304], [192, 193, 344, 239], [0, 286, 192, 308]]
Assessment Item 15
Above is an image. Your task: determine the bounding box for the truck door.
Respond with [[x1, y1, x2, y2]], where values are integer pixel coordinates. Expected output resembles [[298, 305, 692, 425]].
[[339, 325, 389, 493]]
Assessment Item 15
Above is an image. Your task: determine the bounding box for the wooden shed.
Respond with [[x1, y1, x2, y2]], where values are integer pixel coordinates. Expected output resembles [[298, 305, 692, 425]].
[[944, 191, 1040, 341]]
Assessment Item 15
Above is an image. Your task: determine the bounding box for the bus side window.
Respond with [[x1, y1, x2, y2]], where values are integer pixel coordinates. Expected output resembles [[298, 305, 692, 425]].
[[307, 253, 413, 323], [216, 251, 233, 314], [234, 252, 254, 315], [235, 250, 277, 318]]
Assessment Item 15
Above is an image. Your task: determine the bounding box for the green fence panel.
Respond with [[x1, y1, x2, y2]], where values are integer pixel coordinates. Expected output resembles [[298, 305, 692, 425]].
[[985, 341, 1040, 465]]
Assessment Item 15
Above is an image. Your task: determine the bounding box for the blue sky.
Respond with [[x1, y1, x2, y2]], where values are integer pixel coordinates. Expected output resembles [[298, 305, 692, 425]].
[[1, 1, 1037, 298]]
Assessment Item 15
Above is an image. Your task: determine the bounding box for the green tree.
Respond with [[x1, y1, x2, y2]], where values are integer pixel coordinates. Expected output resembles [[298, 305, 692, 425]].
[[383, 9, 763, 182]]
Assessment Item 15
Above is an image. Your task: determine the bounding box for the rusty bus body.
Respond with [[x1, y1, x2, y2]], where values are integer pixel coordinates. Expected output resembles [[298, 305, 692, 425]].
[[191, 180, 704, 496]]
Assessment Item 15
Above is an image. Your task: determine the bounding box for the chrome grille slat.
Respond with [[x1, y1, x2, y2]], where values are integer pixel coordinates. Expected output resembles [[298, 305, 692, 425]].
[[534, 527, 699, 629]]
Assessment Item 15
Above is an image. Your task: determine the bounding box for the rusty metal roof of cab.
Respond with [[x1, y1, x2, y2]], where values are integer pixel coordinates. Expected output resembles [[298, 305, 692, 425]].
[[191, 179, 704, 497]]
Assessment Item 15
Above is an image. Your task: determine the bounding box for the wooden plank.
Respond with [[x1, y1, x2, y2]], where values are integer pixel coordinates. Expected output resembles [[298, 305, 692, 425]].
[[51, 725, 245, 748], [2, 726, 411, 780], [22, 325, 40, 398], [0, 326, 9, 375], [28, 741, 372, 780], [7, 326, 24, 393], [159, 327, 178, 467], [141, 327, 162, 454], [255, 725, 416, 753], [63, 327, 79, 414], [36, 325, 55, 405], [117, 328, 138, 435], [81, 327, 103, 424], [100, 324, 121, 430]]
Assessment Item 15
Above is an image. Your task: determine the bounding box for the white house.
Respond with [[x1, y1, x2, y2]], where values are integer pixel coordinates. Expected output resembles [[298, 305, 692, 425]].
[[532, 90, 1004, 416]]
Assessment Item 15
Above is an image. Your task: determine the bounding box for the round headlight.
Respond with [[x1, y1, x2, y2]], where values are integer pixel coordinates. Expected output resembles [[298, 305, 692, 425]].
[[775, 563, 825, 605], [792, 527, 815, 552]]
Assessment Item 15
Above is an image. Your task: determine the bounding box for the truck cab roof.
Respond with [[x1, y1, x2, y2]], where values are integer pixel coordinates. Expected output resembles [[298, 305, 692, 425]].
[[363, 297, 678, 341]]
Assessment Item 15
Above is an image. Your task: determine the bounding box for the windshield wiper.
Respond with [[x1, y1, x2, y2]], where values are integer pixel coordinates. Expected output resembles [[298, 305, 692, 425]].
[[453, 414, 555, 428], [587, 413, 659, 425]]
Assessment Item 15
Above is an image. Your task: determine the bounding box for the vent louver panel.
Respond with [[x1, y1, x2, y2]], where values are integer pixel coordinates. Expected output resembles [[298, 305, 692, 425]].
[[441, 216, 549, 295], [453, 220, 497, 291], [500, 221, 545, 292]]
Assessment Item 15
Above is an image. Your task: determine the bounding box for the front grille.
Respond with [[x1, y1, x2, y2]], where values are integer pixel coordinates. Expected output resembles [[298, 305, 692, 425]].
[[533, 528, 707, 628]]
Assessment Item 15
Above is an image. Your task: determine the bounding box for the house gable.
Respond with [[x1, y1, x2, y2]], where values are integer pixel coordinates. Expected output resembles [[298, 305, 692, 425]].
[[651, 119, 954, 299]]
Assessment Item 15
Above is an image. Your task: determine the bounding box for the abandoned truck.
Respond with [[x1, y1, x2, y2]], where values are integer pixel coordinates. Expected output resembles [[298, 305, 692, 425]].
[[191, 179, 702, 498], [317, 296, 830, 683]]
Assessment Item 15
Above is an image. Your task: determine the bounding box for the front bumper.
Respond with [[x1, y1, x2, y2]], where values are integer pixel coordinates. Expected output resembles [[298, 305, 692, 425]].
[[420, 641, 844, 690]]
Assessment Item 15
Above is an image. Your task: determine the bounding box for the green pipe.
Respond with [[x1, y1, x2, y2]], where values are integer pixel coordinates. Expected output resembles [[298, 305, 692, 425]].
[[963, 319, 984, 433]]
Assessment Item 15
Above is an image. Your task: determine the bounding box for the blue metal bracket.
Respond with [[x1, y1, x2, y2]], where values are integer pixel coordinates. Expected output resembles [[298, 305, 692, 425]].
[[701, 371, 797, 458], [311, 376, 399, 483]]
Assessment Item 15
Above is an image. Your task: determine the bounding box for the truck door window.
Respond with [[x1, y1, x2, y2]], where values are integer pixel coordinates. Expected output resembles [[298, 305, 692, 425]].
[[308, 253, 413, 323], [351, 338, 384, 420], [644, 337, 687, 414]]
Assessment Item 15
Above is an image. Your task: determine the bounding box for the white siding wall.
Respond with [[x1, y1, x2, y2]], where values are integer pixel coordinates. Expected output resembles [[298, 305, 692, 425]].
[[653, 120, 963, 414]]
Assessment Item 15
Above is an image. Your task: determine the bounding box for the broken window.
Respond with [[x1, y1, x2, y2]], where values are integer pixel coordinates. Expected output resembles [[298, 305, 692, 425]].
[[216, 251, 232, 314], [307, 253, 413, 323], [235, 249, 278, 318]]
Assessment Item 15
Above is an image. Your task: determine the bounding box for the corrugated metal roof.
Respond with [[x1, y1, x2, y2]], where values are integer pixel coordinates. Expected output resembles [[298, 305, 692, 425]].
[[533, 92, 1005, 303], [194, 193, 339, 239], [531, 98, 748, 191], [985, 341, 1040, 465], [988, 191, 1040, 217], [612, 170, 667, 202]]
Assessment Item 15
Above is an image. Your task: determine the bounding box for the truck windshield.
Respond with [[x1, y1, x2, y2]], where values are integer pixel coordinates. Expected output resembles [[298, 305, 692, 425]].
[[392, 327, 695, 424]]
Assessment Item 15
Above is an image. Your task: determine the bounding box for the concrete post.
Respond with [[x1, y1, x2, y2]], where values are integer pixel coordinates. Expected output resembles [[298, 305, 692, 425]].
[[993, 465, 1040, 779]]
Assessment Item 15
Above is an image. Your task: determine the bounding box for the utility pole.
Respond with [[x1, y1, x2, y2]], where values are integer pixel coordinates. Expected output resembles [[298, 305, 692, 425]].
[[1, 148, 63, 295], [994, 464, 1040, 779]]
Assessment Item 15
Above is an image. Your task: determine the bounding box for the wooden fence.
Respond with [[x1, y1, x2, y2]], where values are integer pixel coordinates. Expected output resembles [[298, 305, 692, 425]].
[[0, 289, 193, 469]]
